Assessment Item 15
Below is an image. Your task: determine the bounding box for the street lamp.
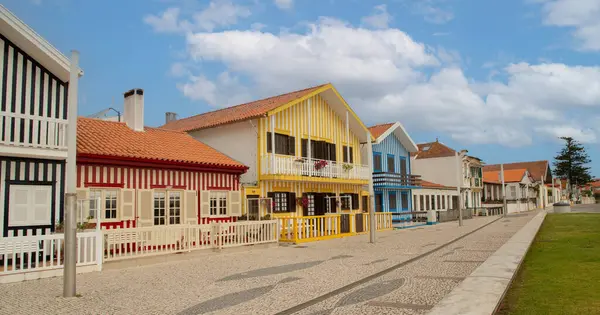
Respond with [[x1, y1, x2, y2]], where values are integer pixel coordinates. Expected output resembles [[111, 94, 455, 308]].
[[455, 150, 467, 227]]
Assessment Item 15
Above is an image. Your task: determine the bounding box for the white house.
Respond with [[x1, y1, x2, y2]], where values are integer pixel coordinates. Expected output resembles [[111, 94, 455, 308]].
[[483, 168, 537, 213]]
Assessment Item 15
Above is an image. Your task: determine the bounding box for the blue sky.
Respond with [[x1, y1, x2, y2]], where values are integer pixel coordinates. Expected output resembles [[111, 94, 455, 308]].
[[4, 0, 599, 177]]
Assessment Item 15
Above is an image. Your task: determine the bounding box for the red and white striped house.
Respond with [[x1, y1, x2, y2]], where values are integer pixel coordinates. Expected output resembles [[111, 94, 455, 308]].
[[76, 89, 248, 229]]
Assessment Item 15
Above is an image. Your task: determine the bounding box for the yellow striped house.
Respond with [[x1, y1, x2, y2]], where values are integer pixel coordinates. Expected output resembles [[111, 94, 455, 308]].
[[161, 84, 373, 218]]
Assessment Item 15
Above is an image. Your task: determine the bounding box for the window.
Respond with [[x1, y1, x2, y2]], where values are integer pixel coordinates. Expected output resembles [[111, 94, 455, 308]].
[[401, 192, 409, 210], [169, 192, 181, 225], [339, 193, 359, 210], [387, 155, 395, 173], [436, 196, 441, 210], [154, 191, 166, 225], [425, 195, 430, 210], [422, 145, 431, 151], [304, 193, 316, 216], [90, 189, 118, 220], [343, 146, 354, 163], [431, 195, 436, 210], [8, 185, 52, 227], [510, 186, 516, 198], [389, 192, 397, 210], [373, 152, 382, 172], [267, 132, 295, 156], [302, 139, 336, 161], [274, 192, 288, 212], [442, 195, 446, 209], [399, 157, 407, 175], [247, 194, 259, 217], [362, 195, 369, 212], [210, 191, 228, 216], [420, 195, 424, 211]]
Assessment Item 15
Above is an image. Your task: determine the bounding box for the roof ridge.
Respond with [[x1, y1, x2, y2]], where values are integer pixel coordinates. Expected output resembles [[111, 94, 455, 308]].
[[169, 83, 329, 124], [79, 117, 188, 135]]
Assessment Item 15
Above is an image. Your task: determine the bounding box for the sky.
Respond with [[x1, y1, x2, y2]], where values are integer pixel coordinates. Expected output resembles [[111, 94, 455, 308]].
[[4, 0, 599, 177]]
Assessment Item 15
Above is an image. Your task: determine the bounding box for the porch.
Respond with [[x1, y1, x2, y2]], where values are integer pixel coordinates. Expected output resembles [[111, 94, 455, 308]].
[[373, 172, 422, 188]]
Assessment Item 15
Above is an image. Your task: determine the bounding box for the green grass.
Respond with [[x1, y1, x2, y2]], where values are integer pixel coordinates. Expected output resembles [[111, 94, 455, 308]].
[[497, 213, 600, 315]]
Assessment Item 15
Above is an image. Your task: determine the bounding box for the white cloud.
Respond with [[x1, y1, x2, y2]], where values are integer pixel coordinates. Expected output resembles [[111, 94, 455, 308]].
[[144, 0, 251, 34], [361, 4, 392, 29], [274, 0, 293, 10], [534, 0, 600, 51], [251, 22, 267, 31], [412, 0, 454, 24], [156, 14, 599, 146]]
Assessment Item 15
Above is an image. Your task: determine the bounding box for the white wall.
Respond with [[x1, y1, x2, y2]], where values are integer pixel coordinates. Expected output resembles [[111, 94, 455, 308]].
[[411, 156, 459, 187], [413, 188, 458, 211], [188, 120, 258, 185]]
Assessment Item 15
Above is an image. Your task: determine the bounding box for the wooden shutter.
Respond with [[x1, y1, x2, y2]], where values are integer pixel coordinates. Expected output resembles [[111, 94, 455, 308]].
[[184, 190, 197, 224], [266, 132, 272, 153], [76, 188, 90, 223], [352, 194, 360, 210], [267, 192, 275, 213], [343, 146, 348, 163], [349, 147, 354, 163], [288, 192, 296, 212], [137, 189, 154, 226], [119, 189, 135, 220], [330, 143, 336, 162], [200, 191, 211, 218], [228, 191, 242, 217], [301, 139, 308, 157], [288, 136, 296, 156]]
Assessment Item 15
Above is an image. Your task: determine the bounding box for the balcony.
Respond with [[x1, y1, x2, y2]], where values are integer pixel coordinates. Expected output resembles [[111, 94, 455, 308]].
[[260, 154, 371, 181], [0, 111, 68, 158], [373, 172, 421, 188]]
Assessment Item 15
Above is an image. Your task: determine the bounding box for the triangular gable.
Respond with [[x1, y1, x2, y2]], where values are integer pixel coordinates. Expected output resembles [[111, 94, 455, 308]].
[[370, 122, 418, 152]]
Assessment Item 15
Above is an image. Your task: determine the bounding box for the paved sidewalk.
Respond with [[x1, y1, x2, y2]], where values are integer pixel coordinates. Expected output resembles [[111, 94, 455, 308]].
[[0, 214, 535, 315]]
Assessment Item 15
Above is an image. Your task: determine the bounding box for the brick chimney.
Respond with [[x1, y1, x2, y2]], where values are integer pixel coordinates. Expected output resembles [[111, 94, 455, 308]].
[[123, 88, 144, 132]]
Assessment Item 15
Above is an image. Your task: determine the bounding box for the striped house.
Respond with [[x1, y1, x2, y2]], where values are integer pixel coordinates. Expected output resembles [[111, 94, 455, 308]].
[[0, 5, 83, 237], [161, 83, 373, 219], [76, 89, 248, 229], [365, 122, 421, 222]]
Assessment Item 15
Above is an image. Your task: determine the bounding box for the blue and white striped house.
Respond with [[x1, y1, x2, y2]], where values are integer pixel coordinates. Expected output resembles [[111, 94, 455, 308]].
[[367, 122, 421, 222]]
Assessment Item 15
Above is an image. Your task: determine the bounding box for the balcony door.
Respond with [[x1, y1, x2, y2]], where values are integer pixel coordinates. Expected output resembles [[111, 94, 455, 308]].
[[388, 191, 397, 213], [399, 157, 407, 176], [375, 192, 384, 212]]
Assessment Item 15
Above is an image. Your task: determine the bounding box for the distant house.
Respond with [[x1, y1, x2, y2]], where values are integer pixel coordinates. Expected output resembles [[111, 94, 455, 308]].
[[410, 140, 484, 213], [483, 168, 537, 213], [76, 89, 248, 229], [483, 160, 557, 207], [412, 180, 458, 212], [365, 122, 420, 221]]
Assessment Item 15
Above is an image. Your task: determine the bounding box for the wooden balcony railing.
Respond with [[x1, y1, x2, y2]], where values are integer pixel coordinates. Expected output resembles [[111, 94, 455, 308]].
[[373, 172, 421, 187], [0, 111, 67, 150], [260, 154, 371, 181]]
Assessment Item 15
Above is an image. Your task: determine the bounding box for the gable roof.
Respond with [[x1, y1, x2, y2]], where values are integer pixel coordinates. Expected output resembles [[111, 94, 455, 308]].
[[421, 180, 456, 190], [412, 141, 456, 159], [0, 4, 83, 81], [483, 161, 550, 183], [483, 169, 529, 184], [77, 117, 247, 171], [368, 122, 419, 152], [161, 83, 373, 142]]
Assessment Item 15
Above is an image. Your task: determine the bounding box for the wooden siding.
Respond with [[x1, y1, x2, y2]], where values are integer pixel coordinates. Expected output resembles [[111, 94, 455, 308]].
[[0, 32, 68, 123], [257, 94, 362, 167], [372, 132, 411, 174], [1, 157, 64, 237], [375, 189, 412, 212], [77, 164, 240, 227]]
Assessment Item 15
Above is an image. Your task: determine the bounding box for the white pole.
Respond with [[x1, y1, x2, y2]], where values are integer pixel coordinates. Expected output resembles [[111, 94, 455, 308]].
[[307, 99, 312, 177], [455, 152, 463, 226], [345, 111, 350, 163], [501, 164, 507, 216], [367, 130, 376, 243], [64, 50, 80, 298], [270, 115, 275, 174]]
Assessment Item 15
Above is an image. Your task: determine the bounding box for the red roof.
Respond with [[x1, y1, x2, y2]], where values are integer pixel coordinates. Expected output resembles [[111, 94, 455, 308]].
[[483, 169, 528, 184], [161, 84, 328, 132], [483, 161, 549, 183], [368, 123, 395, 140], [77, 117, 247, 170], [421, 180, 455, 189], [412, 141, 456, 159]]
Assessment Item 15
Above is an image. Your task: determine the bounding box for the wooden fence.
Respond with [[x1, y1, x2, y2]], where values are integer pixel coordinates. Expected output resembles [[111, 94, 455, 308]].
[[278, 212, 393, 243]]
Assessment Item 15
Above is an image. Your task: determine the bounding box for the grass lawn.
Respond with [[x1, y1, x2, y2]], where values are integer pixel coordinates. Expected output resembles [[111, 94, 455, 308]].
[[497, 213, 600, 315]]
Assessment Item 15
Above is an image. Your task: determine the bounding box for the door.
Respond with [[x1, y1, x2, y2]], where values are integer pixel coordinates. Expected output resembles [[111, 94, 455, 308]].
[[375, 192, 384, 212], [388, 192, 397, 213], [452, 196, 459, 210]]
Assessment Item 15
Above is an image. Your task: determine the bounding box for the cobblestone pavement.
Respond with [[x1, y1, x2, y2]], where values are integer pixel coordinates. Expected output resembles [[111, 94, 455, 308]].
[[0, 213, 537, 315]]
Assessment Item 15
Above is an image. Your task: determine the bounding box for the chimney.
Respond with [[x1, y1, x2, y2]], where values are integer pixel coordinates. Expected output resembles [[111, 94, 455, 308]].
[[165, 112, 178, 124], [123, 88, 144, 132]]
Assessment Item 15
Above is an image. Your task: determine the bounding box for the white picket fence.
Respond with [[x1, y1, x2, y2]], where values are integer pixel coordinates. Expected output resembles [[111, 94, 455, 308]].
[[0, 231, 102, 283], [103, 220, 279, 262]]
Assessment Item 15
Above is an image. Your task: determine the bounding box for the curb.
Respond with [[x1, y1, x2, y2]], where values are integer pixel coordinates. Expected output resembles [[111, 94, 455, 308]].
[[427, 211, 547, 315]]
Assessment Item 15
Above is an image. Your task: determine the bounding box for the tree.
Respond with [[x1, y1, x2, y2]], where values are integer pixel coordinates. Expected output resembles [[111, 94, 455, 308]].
[[553, 137, 592, 198]]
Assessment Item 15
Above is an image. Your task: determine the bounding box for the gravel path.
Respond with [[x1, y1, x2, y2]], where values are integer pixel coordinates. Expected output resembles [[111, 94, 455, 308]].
[[0, 213, 536, 315]]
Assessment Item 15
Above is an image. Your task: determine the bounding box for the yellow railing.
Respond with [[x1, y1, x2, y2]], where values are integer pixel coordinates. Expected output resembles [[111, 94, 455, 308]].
[[278, 212, 393, 243]]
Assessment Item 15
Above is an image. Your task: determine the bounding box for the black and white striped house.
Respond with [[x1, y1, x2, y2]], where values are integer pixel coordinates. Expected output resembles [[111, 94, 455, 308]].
[[0, 5, 82, 237]]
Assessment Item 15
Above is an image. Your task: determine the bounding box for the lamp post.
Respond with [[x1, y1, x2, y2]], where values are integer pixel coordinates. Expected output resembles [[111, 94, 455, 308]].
[[455, 151, 467, 227], [367, 130, 376, 243]]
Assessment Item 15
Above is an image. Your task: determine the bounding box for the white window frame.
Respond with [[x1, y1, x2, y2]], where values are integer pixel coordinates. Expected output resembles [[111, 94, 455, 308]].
[[209, 191, 228, 217], [89, 189, 120, 222], [153, 190, 183, 225], [8, 184, 52, 227]]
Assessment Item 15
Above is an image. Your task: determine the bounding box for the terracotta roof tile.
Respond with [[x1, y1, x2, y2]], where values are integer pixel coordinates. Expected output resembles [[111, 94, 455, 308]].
[[77, 117, 246, 170], [483, 169, 528, 184], [160, 84, 329, 132], [368, 123, 395, 140], [412, 141, 456, 159], [421, 180, 455, 189], [483, 161, 549, 183]]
